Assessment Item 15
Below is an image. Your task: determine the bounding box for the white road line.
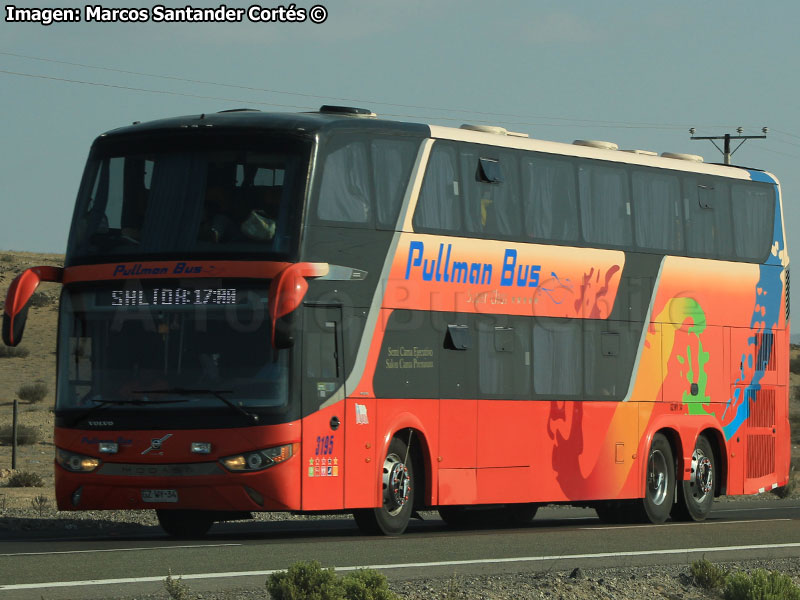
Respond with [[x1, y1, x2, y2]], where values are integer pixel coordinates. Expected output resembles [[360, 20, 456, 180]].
[[584, 518, 792, 530], [0, 543, 241, 557], [714, 506, 800, 512], [3, 542, 800, 591]]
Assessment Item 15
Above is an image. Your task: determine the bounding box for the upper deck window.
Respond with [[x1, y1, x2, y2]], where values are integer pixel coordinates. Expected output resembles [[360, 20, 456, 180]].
[[578, 163, 632, 247], [461, 150, 521, 237], [521, 156, 579, 243], [314, 134, 419, 229], [632, 170, 683, 252], [414, 143, 461, 232], [731, 183, 774, 261], [415, 142, 521, 238], [683, 178, 734, 258], [67, 133, 311, 265]]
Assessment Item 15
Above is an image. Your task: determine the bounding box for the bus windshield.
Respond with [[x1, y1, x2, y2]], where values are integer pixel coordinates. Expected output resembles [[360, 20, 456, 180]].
[[67, 133, 311, 263], [56, 280, 288, 412]]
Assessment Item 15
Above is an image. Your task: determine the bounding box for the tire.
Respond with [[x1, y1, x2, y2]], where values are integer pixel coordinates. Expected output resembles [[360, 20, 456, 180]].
[[672, 435, 715, 522], [595, 501, 628, 523], [156, 509, 214, 538], [438, 506, 472, 529], [507, 503, 538, 525], [353, 437, 415, 535], [639, 433, 676, 524]]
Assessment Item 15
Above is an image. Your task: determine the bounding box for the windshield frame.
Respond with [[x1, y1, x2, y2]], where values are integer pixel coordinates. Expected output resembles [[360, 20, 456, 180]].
[[55, 279, 300, 429], [65, 129, 314, 267]]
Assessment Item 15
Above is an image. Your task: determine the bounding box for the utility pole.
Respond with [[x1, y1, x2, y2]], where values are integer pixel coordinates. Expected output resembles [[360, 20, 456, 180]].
[[689, 127, 768, 165]]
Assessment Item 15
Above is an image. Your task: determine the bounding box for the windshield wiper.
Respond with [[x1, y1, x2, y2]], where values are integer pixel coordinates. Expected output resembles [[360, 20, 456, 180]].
[[68, 397, 188, 427], [134, 388, 260, 424]]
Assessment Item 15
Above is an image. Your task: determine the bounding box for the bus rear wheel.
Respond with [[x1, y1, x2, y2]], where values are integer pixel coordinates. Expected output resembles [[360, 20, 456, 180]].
[[639, 433, 675, 524], [353, 437, 415, 535], [156, 509, 214, 538], [672, 435, 715, 521]]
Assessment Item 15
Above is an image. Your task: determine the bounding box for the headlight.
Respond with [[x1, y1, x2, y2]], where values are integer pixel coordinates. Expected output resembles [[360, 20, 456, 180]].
[[56, 448, 101, 473], [220, 444, 295, 472]]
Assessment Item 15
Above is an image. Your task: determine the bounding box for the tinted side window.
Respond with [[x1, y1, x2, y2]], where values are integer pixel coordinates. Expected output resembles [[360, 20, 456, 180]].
[[414, 143, 461, 232], [583, 320, 637, 399], [477, 321, 530, 396], [372, 138, 419, 229], [461, 149, 521, 238], [683, 178, 733, 258], [532, 318, 582, 396], [731, 182, 774, 261], [632, 170, 683, 252], [317, 139, 371, 224], [521, 156, 579, 243], [578, 162, 632, 246], [316, 135, 419, 228]]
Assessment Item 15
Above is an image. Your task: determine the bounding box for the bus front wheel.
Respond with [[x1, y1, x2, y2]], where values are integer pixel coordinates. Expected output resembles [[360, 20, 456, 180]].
[[353, 437, 415, 535]]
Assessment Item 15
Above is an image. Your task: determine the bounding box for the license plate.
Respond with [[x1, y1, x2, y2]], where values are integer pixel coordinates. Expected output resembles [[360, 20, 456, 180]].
[[141, 489, 178, 503]]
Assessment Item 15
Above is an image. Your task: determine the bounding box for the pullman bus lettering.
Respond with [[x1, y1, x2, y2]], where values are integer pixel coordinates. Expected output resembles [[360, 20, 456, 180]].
[[2, 105, 789, 538], [405, 240, 541, 288]]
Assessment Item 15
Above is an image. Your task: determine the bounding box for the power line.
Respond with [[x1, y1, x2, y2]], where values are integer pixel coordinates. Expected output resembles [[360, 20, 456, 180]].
[[772, 128, 800, 140], [0, 69, 520, 125], [4, 52, 800, 141], [0, 69, 682, 128], [0, 69, 316, 110], [758, 146, 800, 160], [0, 50, 735, 131]]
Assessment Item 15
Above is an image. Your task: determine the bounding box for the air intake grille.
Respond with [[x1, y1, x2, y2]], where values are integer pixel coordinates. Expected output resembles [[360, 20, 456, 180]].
[[755, 332, 776, 372], [748, 388, 775, 428], [747, 434, 775, 479]]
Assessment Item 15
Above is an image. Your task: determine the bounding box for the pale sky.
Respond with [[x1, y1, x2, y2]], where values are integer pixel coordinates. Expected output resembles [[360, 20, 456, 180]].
[[1, 0, 798, 324]]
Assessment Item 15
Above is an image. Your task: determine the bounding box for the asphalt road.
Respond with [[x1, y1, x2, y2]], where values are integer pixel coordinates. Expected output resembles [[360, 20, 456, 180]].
[[2, 499, 799, 599]]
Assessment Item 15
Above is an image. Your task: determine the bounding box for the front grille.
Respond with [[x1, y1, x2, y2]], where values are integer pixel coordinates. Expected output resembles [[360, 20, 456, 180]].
[[97, 462, 224, 477]]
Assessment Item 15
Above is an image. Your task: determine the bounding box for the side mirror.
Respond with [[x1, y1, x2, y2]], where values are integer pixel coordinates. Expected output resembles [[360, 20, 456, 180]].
[[268, 262, 328, 349], [2, 266, 63, 346]]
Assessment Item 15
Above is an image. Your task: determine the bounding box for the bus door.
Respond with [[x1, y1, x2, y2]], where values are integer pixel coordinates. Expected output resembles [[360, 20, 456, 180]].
[[300, 304, 345, 510]]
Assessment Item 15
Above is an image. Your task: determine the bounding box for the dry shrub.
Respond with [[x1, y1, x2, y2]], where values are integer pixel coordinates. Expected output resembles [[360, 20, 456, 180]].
[[17, 383, 48, 403], [7, 470, 43, 488], [724, 568, 800, 600], [691, 558, 728, 590], [28, 292, 54, 308], [0, 424, 41, 445], [0, 346, 30, 358]]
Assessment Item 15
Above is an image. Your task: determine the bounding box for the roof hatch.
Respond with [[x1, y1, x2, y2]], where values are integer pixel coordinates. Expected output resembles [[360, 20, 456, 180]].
[[661, 152, 704, 163], [460, 124, 529, 138], [573, 140, 619, 151], [319, 105, 377, 118]]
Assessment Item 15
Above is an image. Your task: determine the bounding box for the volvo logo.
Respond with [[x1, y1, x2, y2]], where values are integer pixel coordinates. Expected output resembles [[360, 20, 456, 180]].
[[87, 421, 114, 427], [141, 434, 173, 455]]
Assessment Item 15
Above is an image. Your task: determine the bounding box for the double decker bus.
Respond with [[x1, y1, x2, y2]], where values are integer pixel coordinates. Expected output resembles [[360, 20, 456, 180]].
[[3, 106, 790, 536]]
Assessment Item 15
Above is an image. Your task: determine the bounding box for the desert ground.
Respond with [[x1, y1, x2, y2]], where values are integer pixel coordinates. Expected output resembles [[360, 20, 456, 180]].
[[0, 250, 798, 512]]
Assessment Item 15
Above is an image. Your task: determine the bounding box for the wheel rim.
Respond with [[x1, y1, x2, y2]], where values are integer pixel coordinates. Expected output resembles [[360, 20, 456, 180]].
[[690, 449, 713, 501], [647, 449, 669, 506], [382, 453, 410, 516]]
